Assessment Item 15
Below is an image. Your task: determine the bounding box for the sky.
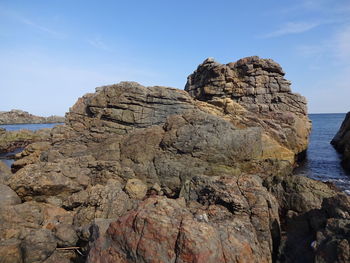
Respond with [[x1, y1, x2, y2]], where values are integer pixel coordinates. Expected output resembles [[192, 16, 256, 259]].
[[0, 0, 349, 116]]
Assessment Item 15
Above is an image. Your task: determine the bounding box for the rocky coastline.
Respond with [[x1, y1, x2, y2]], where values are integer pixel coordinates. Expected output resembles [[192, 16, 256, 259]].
[[0, 57, 348, 263], [332, 112, 350, 171], [0, 127, 52, 154], [0, 109, 65, 125]]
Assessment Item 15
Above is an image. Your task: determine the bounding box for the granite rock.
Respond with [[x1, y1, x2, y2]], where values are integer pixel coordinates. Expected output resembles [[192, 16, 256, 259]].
[[88, 175, 280, 263], [331, 112, 350, 171], [0, 57, 323, 262]]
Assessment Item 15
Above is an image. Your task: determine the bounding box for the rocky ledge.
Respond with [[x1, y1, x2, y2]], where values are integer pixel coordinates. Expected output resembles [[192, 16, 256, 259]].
[[0, 127, 52, 154], [331, 112, 350, 171], [0, 57, 348, 263], [0, 109, 65, 125]]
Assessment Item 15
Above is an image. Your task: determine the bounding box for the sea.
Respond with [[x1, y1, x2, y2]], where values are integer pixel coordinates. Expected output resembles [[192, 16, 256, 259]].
[[294, 113, 350, 194], [0, 116, 349, 194]]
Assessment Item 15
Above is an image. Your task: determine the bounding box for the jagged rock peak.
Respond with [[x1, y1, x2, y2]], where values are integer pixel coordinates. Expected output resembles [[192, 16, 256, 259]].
[[185, 56, 307, 115]]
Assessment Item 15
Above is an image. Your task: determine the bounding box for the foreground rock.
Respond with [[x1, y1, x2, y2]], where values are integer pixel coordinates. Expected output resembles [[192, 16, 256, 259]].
[[331, 112, 350, 171], [0, 109, 64, 125], [88, 175, 280, 263], [4, 56, 348, 262]]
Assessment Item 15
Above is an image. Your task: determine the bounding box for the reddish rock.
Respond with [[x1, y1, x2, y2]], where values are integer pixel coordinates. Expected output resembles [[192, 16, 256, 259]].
[[88, 175, 280, 263]]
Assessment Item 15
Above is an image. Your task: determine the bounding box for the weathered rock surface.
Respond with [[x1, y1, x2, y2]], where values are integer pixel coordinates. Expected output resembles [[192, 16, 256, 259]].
[[0, 184, 21, 206], [0, 160, 11, 184], [8, 73, 310, 205], [2, 56, 347, 262], [331, 112, 350, 171], [0, 200, 76, 262], [88, 175, 280, 263], [0, 109, 64, 125], [0, 128, 52, 154], [185, 56, 311, 156]]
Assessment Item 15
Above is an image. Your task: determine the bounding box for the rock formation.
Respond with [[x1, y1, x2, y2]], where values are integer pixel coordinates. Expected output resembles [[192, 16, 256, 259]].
[[0, 56, 348, 263], [0, 127, 52, 154], [0, 109, 64, 125], [331, 112, 350, 171]]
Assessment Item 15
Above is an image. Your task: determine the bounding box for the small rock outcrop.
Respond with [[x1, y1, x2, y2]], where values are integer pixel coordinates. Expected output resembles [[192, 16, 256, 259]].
[[0, 128, 52, 154], [0, 109, 65, 125], [331, 112, 350, 171]]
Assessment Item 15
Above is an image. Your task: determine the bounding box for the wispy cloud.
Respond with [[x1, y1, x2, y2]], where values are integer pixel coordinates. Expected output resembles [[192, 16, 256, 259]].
[[0, 7, 65, 39], [262, 21, 321, 38], [87, 37, 111, 51], [20, 17, 65, 39], [296, 24, 350, 63], [334, 25, 350, 60]]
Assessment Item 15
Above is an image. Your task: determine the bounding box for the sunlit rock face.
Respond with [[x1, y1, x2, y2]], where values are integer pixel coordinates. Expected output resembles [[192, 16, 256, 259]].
[[1, 57, 318, 263]]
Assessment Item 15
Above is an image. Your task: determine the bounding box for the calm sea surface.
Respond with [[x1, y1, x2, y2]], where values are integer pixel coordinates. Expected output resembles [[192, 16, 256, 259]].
[[0, 123, 62, 131], [1, 118, 349, 194], [294, 113, 350, 194]]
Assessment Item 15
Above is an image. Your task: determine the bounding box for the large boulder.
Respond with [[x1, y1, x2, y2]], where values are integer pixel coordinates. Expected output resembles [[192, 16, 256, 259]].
[[185, 56, 310, 155], [9, 59, 311, 203], [88, 175, 280, 263], [1, 57, 318, 262], [331, 112, 350, 171]]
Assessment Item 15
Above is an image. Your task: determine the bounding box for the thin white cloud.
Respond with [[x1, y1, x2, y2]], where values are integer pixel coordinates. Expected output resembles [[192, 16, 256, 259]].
[[262, 21, 321, 38], [0, 7, 65, 39], [296, 24, 350, 63], [87, 37, 111, 51], [20, 17, 65, 39], [334, 25, 350, 60]]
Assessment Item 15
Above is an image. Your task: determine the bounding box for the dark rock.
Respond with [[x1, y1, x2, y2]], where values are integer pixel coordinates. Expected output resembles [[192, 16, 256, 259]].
[[331, 112, 350, 171], [314, 194, 350, 263]]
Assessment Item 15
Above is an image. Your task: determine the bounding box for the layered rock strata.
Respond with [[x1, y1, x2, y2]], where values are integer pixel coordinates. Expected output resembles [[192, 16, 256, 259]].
[[331, 112, 350, 171], [0, 109, 64, 125], [185, 56, 310, 155], [2, 57, 347, 263]]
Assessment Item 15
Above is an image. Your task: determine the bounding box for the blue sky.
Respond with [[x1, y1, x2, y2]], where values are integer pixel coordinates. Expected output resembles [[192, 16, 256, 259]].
[[1, 0, 349, 115]]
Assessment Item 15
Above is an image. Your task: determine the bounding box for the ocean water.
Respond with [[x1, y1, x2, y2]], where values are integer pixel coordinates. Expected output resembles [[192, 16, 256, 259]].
[[0, 123, 62, 131], [294, 113, 350, 194]]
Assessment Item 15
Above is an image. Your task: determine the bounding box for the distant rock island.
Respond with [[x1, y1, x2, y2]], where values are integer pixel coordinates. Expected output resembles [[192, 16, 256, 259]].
[[0, 109, 65, 125], [0, 57, 349, 263]]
